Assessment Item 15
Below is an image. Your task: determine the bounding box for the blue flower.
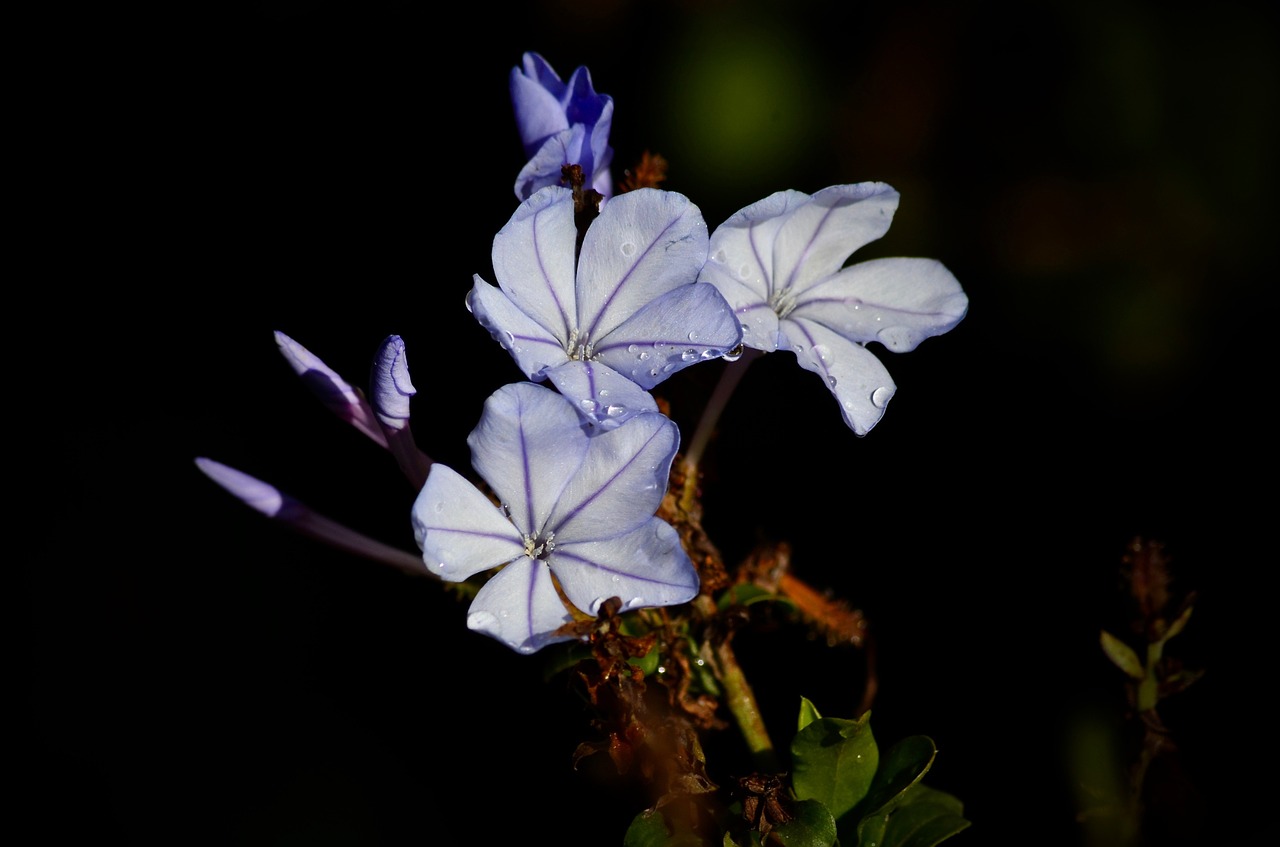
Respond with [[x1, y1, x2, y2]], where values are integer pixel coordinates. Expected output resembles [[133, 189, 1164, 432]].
[[468, 185, 743, 429], [411, 382, 698, 654], [698, 183, 968, 435], [510, 51, 615, 201]]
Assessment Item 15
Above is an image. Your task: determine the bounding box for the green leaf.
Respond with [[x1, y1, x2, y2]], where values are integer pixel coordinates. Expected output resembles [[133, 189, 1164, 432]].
[[1162, 603, 1194, 643], [623, 809, 705, 847], [797, 696, 823, 732], [855, 785, 969, 847], [771, 799, 838, 847], [628, 640, 661, 676], [540, 641, 593, 682], [716, 584, 798, 613], [853, 735, 938, 819], [1100, 630, 1145, 680], [791, 711, 878, 821]]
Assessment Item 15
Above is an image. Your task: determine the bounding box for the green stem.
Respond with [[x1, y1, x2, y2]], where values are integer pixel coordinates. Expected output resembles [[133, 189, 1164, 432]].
[[717, 636, 779, 772], [697, 595, 779, 772]]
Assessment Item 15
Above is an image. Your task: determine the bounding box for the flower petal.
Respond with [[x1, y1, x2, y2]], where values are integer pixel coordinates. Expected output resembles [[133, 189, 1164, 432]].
[[576, 188, 709, 344], [562, 63, 610, 128], [274, 331, 387, 447], [490, 186, 578, 343], [699, 190, 810, 351], [790, 258, 969, 352], [773, 183, 899, 297], [593, 283, 743, 390], [510, 52, 571, 155], [544, 359, 660, 430], [197, 458, 430, 577], [467, 382, 589, 539], [513, 125, 588, 201], [411, 463, 524, 581], [548, 411, 679, 542], [370, 334, 415, 431], [552, 518, 698, 616], [780, 316, 898, 436], [587, 103, 615, 199], [466, 556, 576, 654], [467, 276, 569, 381], [370, 334, 432, 488]]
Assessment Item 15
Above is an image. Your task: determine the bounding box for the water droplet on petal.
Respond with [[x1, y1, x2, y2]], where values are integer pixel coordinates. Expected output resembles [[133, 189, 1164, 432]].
[[738, 264, 751, 279], [681, 349, 697, 362], [627, 597, 644, 608], [827, 376, 838, 388], [434, 501, 444, 512], [620, 241, 636, 256], [871, 386, 893, 408], [877, 327, 912, 350], [627, 343, 639, 354], [714, 249, 727, 263], [638, 351, 650, 361], [722, 344, 744, 362], [687, 330, 699, 342], [604, 404, 626, 417], [811, 343, 830, 364], [467, 610, 498, 629]]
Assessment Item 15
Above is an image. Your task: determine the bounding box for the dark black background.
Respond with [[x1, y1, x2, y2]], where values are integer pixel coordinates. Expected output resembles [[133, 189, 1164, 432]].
[[30, 1, 1273, 844]]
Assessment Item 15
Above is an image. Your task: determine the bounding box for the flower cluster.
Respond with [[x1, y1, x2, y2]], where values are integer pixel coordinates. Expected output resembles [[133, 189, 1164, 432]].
[[196, 48, 974, 846], [198, 49, 967, 658]]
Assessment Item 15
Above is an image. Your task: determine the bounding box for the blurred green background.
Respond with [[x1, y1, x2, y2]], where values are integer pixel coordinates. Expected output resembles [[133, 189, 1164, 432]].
[[36, 1, 1273, 844]]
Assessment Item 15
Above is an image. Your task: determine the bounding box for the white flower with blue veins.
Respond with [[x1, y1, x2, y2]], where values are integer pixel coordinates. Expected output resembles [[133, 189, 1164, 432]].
[[698, 182, 969, 435], [468, 185, 743, 430], [411, 381, 699, 654]]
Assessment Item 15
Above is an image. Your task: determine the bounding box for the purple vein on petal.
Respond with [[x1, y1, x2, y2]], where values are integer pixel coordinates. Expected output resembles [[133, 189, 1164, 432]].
[[554, 419, 669, 527], [581, 213, 685, 343], [370, 334, 433, 489], [553, 547, 689, 591], [781, 202, 839, 293], [533, 205, 573, 340]]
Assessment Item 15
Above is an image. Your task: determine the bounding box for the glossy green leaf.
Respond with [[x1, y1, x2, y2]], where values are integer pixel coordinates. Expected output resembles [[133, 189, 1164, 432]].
[[797, 696, 823, 732], [771, 799, 839, 847], [854, 785, 969, 847], [791, 710, 878, 821], [1100, 630, 1145, 680], [853, 735, 937, 819]]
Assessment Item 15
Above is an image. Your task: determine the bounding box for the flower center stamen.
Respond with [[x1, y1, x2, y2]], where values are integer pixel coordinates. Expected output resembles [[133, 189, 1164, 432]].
[[565, 329, 595, 361], [523, 531, 556, 560], [769, 287, 798, 320]]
